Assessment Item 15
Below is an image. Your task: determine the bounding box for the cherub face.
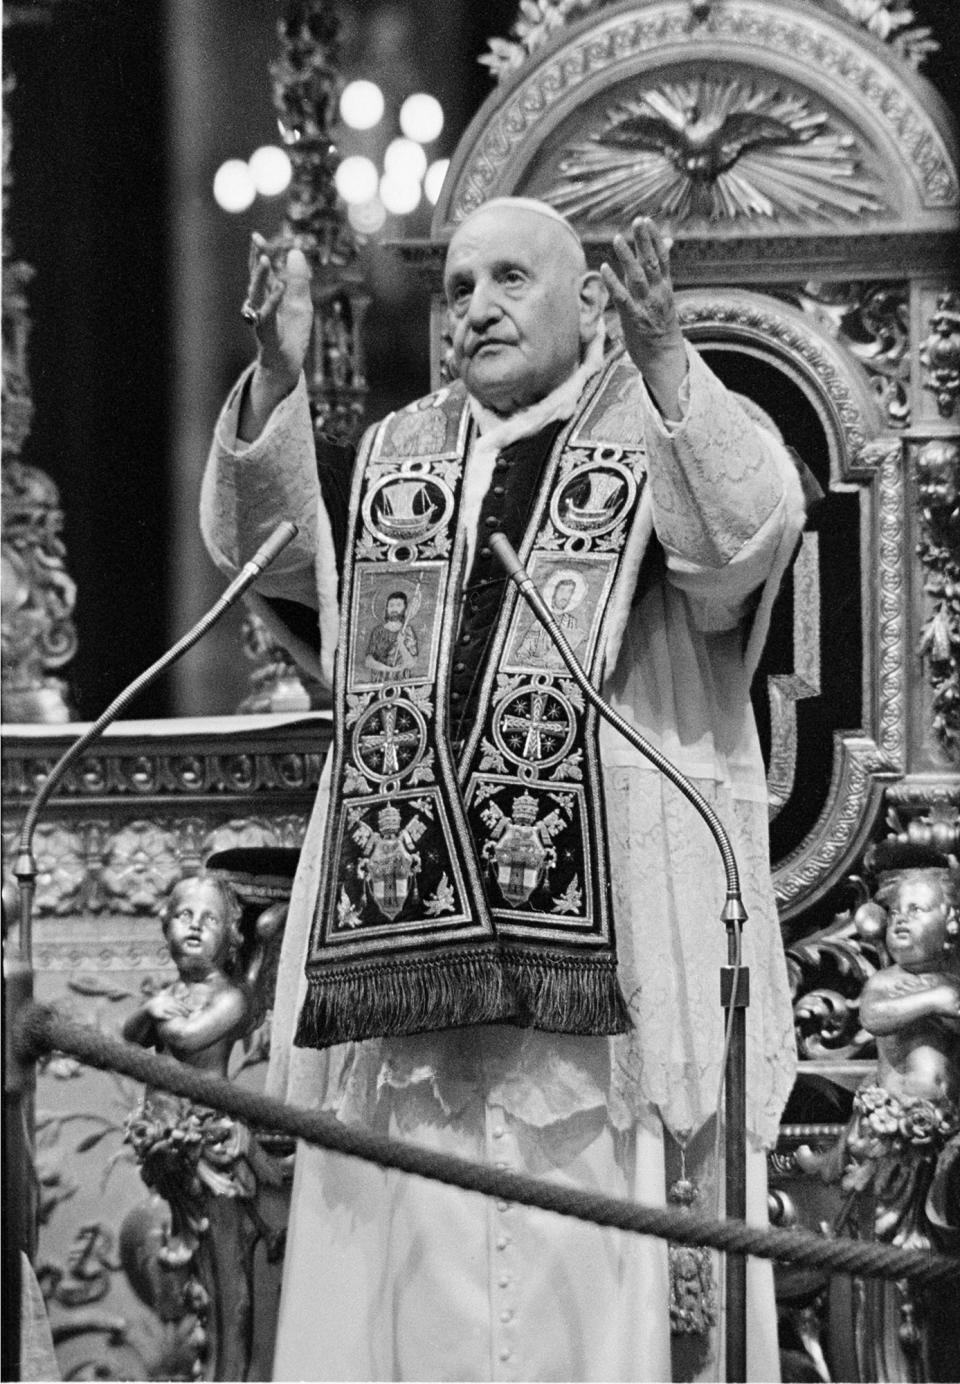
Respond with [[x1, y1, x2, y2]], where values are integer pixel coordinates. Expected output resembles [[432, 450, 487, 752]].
[[164, 879, 234, 972], [886, 876, 954, 970]]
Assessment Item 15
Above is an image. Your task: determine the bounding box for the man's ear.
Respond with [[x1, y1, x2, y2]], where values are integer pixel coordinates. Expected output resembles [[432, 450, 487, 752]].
[[578, 270, 606, 343]]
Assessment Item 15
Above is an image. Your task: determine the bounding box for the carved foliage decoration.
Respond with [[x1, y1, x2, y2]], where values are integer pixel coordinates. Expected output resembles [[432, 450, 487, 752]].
[[2, 815, 310, 924], [548, 77, 886, 227], [793, 282, 910, 430], [2, 59, 77, 724], [920, 291, 960, 420], [269, 0, 369, 448], [479, 0, 941, 82], [915, 439, 960, 758]]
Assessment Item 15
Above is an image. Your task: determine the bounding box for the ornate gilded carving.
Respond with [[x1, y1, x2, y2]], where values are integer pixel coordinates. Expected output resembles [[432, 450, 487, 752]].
[[118, 870, 292, 1380], [676, 293, 875, 464], [1, 742, 325, 801], [269, 0, 369, 446], [795, 848, 960, 1380], [766, 532, 820, 821], [669, 297, 904, 919], [480, 0, 941, 81], [915, 439, 960, 757], [2, 60, 77, 724], [2, 813, 310, 923], [834, 0, 939, 68], [795, 282, 910, 430], [548, 78, 884, 227], [445, 1, 958, 225], [920, 292, 960, 420]]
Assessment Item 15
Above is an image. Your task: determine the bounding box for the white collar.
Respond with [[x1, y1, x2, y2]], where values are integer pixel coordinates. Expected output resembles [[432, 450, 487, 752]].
[[466, 321, 607, 450]]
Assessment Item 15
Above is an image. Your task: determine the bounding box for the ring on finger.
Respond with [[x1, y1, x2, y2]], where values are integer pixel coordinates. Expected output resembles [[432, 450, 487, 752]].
[[641, 259, 659, 275], [240, 300, 260, 327]]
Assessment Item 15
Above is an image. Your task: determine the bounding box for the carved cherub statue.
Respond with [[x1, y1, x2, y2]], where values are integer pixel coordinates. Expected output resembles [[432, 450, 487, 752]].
[[123, 873, 252, 1075], [860, 863, 960, 1110], [120, 863, 293, 1381]]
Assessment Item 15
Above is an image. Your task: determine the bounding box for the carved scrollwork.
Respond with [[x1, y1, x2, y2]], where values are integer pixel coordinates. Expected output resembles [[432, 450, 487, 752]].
[[794, 282, 911, 430], [914, 438, 960, 757], [3, 813, 310, 924], [1, 743, 325, 801], [920, 291, 960, 420], [480, 0, 942, 81]]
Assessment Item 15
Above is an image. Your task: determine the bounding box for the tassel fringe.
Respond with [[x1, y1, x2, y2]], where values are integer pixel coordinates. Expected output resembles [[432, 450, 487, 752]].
[[295, 946, 632, 1049], [505, 949, 632, 1036], [295, 948, 512, 1049]]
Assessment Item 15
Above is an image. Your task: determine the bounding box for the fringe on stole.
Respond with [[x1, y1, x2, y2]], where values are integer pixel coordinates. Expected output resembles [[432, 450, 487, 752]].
[[294, 947, 632, 1049], [504, 949, 633, 1036]]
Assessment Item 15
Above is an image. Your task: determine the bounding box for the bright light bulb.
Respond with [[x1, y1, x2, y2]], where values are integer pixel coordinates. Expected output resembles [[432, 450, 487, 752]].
[[399, 93, 444, 144], [348, 198, 388, 235], [339, 79, 385, 131], [379, 172, 421, 216], [423, 159, 450, 206], [248, 145, 292, 197], [383, 138, 427, 183], [213, 159, 256, 213], [335, 155, 379, 205]]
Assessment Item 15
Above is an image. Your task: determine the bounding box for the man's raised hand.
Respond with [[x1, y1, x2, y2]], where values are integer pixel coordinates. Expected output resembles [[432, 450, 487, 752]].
[[601, 217, 687, 420], [237, 234, 314, 442], [244, 233, 314, 386]]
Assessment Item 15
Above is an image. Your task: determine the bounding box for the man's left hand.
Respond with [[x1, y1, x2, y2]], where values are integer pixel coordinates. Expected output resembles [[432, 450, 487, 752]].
[[601, 217, 688, 421]]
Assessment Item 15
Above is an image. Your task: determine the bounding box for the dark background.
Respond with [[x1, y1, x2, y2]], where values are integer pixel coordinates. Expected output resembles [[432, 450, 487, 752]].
[[5, 0, 960, 721]]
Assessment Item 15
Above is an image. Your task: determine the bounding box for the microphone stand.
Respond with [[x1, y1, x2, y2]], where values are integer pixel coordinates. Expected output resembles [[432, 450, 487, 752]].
[[490, 532, 749, 1383], [3, 521, 298, 1375]]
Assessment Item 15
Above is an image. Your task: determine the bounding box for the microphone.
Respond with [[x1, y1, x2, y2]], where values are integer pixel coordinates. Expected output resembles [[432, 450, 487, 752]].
[[490, 530, 753, 1379], [12, 521, 300, 964], [489, 531, 746, 918]]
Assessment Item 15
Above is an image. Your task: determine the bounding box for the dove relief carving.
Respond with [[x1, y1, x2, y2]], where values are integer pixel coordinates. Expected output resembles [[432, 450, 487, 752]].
[[547, 78, 888, 226]]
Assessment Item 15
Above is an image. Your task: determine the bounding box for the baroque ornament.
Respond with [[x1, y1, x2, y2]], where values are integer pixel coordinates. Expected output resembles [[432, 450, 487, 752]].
[[480, 0, 939, 84], [547, 78, 885, 226], [920, 291, 960, 420], [915, 440, 960, 758]]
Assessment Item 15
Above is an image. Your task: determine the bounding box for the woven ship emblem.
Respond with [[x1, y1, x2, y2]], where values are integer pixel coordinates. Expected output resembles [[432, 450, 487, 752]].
[[562, 470, 627, 532], [482, 792, 558, 908], [357, 805, 422, 921], [374, 479, 438, 542]]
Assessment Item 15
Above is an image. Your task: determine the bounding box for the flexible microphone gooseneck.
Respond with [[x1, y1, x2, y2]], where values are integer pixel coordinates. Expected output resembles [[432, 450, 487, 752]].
[[13, 520, 300, 963], [489, 529, 750, 1383], [489, 531, 747, 923]]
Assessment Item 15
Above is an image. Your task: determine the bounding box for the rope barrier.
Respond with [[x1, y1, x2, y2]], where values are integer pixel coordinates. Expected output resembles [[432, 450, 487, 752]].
[[14, 1003, 960, 1287]]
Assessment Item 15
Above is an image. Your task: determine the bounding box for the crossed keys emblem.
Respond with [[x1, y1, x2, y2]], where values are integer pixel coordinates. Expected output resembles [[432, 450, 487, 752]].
[[352, 698, 427, 782], [493, 684, 576, 769]]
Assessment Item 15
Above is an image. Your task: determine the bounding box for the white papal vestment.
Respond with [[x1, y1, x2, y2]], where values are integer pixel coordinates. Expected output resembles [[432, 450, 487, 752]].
[[202, 342, 804, 1382]]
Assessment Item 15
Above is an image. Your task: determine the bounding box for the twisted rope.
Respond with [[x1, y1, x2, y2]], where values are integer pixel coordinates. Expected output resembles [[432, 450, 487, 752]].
[[14, 1003, 960, 1287]]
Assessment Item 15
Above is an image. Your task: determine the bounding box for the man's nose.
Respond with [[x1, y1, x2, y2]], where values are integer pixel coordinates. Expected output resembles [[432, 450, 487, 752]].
[[466, 279, 502, 328]]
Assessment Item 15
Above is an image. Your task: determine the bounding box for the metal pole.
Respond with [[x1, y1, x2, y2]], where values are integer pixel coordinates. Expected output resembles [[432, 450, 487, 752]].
[[721, 935, 750, 1383], [3, 940, 38, 1383]]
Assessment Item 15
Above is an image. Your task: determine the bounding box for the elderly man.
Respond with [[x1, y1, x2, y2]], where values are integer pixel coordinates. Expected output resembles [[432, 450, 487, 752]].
[[202, 198, 803, 1382]]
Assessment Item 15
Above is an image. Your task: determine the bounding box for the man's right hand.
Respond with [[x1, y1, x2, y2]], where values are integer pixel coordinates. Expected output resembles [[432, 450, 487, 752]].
[[238, 233, 314, 443]]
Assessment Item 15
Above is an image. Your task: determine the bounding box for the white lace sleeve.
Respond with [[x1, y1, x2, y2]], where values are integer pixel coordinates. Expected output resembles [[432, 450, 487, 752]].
[[640, 345, 786, 570], [200, 366, 322, 607]]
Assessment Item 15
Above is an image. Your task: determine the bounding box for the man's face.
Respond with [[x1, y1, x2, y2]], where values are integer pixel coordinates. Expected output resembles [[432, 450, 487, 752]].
[[385, 596, 407, 623], [886, 876, 952, 970], [552, 580, 576, 612], [443, 208, 597, 416]]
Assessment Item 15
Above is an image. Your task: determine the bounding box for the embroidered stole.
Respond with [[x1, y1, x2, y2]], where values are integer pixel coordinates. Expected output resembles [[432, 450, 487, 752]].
[[295, 352, 649, 1050]]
